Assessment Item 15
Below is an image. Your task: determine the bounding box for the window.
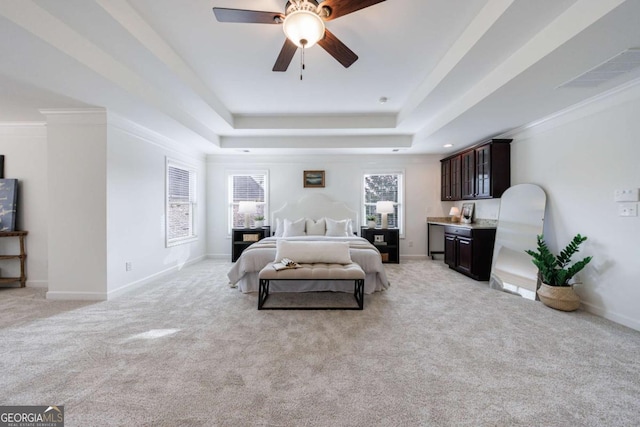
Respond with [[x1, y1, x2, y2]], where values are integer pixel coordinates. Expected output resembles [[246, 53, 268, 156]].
[[228, 171, 269, 231], [166, 159, 197, 246], [363, 172, 404, 235]]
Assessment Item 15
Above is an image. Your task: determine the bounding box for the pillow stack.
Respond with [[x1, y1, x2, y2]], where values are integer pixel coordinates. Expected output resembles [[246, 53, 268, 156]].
[[274, 217, 354, 237]]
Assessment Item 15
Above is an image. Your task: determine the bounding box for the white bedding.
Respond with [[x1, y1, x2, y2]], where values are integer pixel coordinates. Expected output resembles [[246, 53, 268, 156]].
[[227, 236, 390, 294]]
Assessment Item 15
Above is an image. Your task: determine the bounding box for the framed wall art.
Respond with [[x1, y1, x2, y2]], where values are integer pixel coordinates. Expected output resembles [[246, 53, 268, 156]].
[[303, 170, 325, 188]]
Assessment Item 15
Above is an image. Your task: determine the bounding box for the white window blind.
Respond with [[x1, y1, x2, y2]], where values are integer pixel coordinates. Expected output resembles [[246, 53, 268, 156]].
[[363, 172, 404, 234], [228, 171, 268, 230], [166, 159, 197, 246]]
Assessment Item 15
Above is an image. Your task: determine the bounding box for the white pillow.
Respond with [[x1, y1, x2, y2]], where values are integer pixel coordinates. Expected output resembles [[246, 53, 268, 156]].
[[282, 218, 306, 237], [274, 218, 284, 238], [306, 218, 326, 236], [347, 219, 354, 236], [325, 218, 349, 237], [275, 240, 352, 264]]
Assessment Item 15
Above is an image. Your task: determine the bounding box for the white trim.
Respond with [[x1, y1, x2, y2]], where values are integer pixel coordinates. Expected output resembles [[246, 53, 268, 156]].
[[166, 157, 198, 247], [226, 169, 270, 232], [580, 300, 640, 332], [500, 76, 640, 140], [108, 113, 206, 161], [26, 280, 48, 289], [46, 291, 107, 301], [362, 169, 406, 237], [108, 255, 205, 299]]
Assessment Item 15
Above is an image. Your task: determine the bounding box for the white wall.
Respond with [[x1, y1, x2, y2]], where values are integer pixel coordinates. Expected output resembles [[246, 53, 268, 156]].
[[510, 82, 640, 331], [106, 116, 207, 296], [206, 154, 447, 259], [0, 124, 48, 286], [44, 110, 108, 299]]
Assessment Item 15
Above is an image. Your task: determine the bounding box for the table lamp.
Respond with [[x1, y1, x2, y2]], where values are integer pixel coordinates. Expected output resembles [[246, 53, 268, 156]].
[[238, 201, 257, 228], [449, 206, 461, 222], [376, 201, 395, 229]]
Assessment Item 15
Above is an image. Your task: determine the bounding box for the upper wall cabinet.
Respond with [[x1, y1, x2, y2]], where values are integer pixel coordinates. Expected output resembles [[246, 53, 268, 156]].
[[441, 139, 511, 201]]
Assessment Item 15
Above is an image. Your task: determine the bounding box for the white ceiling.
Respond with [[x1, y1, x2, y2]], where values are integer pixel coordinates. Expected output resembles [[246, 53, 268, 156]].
[[1, 0, 640, 155]]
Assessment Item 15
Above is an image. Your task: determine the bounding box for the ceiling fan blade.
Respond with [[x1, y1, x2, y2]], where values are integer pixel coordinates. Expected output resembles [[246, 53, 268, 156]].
[[273, 39, 298, 72], [319, 0, 386, 21], [212, 8, 283, 24], [317, 29, 358, 68]]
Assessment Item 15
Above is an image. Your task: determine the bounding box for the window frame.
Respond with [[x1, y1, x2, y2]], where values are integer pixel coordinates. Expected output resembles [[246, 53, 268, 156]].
[[227, 170, 269, 234], [362, 170, 405, 237], [165, 157, 198, 247]]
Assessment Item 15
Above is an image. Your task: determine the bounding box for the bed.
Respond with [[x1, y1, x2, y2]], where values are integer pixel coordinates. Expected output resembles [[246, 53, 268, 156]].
[[227, 194, 390, 294]]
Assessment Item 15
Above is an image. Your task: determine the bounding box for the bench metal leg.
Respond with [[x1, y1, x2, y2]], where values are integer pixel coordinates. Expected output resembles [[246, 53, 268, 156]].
[[258, 278, 364, 310], [354, 279, 364, 310], [258, 278, 270, 309]]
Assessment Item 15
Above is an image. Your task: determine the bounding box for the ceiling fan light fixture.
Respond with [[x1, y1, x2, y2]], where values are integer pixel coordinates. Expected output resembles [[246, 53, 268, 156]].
[[283, 9, 325, 48]]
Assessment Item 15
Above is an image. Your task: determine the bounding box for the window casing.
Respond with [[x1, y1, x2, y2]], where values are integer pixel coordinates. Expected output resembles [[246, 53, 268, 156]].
[[166, 159, 197, 246], [228, 171, 269, 232], [363, 172, 404, 236]]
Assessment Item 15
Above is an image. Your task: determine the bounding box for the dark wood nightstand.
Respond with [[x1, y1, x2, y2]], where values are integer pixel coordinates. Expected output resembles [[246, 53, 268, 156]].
[[360, 227, 399, 264], [232, 227, 270, 262]]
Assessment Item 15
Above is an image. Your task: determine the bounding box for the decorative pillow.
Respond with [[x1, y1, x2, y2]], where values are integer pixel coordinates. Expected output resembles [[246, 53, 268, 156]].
[[275, 240, 352, 264], [306, 218, 326, 236], [282, 218, 306, 237], [325, 218, 349, 237], [274, 218, 284, 238], [346, 218, 354, 236]]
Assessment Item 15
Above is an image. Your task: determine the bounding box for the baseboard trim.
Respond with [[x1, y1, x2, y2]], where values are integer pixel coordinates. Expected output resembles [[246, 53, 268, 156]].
[[107, 255, 206, 299], [206, 253, 230, 260], [26, 280, 48, 289], [46, 291, 107, 301], [580, 300, 640, 332], [400, 255, 429, 261]]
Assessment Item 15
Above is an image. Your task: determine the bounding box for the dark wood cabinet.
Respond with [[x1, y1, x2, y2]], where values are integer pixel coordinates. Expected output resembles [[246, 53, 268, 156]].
[[461, 150, 475, 199], [360, 227, 399, 264], [444, 225, 496, 281], [441, 139, 511, 200], [441, 155, 462, 201], [232, 227, 270, 262]]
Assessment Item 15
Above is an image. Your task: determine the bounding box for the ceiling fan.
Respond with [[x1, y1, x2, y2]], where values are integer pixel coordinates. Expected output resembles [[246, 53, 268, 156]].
[[213, 0, 386, 72]]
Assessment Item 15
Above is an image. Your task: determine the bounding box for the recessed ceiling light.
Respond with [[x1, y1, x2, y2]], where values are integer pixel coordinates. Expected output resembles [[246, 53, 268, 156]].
[[443, 144, 454, 148], [379, 96, 388, 104]]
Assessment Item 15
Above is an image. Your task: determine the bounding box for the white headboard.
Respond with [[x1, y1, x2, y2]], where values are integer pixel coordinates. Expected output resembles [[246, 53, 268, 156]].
[[271, 194, 359, 230]]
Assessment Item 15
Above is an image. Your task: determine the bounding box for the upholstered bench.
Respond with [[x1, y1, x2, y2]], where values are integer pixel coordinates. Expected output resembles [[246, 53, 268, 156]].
[[258, 262, 365, 310]]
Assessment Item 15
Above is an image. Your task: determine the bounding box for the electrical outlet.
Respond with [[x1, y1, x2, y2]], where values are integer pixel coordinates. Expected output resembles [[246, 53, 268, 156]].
[[618, 203, 638, 217], [408, 241, 414, 247], [614, 188, 639, 202], [125, 262, 132, 272]]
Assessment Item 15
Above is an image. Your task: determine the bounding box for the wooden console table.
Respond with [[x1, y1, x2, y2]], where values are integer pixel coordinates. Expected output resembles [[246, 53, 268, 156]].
[[0, 230, 27, 287]]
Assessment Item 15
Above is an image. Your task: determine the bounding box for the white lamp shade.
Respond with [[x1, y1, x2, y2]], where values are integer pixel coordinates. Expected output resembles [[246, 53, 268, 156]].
[[376, 201, 395, 214], [449, 207, 461, 216], [238, 201, 257, 214], [283, 10, 325, 48]]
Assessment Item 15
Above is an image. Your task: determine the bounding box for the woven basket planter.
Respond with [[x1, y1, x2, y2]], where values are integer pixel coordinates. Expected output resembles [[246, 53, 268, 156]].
[[537, 283, 580, 311]]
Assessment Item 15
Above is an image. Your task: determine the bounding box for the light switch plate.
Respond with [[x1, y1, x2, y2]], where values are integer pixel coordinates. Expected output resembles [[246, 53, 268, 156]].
[[614, 188, 639, 202], [618, 203, 638, 217]]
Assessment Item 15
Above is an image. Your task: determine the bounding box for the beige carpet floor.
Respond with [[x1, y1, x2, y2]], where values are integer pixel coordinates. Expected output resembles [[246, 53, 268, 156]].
[[1, 259, 639, 426]]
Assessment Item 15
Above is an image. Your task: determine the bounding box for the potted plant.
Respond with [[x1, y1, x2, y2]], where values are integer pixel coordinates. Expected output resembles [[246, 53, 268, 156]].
[[254, 215, 265, 228], [525, 234, 593, 311], [366, 215, 377, 229]]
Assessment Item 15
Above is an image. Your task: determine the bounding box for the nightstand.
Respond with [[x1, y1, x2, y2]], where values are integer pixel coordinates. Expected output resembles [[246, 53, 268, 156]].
[[360, 227, 399, 264], [232, 227, 270, 262]]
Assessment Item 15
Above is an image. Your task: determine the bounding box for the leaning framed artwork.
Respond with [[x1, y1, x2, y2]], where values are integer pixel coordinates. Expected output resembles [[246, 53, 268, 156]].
[[461, 202, 475, 224], [303, 170, 325, 188]]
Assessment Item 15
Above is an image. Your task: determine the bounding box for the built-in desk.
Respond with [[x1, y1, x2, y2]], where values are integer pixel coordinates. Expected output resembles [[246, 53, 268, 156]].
[[427, 218, 497, 280]]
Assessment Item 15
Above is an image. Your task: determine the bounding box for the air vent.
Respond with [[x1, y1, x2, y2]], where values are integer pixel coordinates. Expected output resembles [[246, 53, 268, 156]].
[[559, 49, 640, 88]]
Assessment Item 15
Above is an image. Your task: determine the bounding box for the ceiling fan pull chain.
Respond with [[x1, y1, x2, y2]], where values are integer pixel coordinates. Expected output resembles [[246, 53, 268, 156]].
[[300, 44, 306, 81]]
